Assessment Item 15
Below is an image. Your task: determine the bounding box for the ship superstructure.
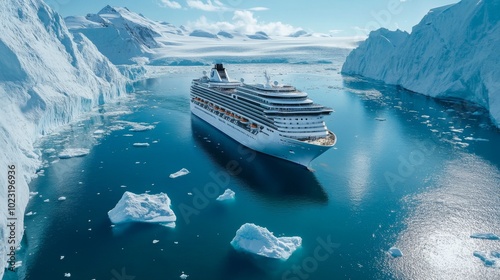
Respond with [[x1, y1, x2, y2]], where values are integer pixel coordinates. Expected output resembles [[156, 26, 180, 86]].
[[190, 64, 336, 167]]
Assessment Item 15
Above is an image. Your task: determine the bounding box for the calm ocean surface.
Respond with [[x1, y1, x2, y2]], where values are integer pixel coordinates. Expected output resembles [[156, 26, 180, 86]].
[[10, 64, 500, 280]]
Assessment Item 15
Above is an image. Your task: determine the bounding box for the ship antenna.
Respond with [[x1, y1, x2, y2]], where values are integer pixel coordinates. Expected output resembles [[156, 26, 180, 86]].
[[264, 70, 271, 87]]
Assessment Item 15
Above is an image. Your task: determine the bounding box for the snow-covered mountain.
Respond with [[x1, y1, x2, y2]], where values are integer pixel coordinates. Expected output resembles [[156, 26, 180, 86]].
[[0, 0, 126, 276], [342, 0, 500, 127], [65, 5, 360, 66], [65, 5, 182, 65]]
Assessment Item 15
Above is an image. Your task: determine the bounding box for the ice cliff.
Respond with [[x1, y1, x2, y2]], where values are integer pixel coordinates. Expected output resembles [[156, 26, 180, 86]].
[[342, 0, 500, 127], [0, 0, 126, 276]]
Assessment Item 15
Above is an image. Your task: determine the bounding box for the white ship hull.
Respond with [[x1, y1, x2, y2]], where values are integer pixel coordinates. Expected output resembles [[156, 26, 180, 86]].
[[190, 102, 332, 167]]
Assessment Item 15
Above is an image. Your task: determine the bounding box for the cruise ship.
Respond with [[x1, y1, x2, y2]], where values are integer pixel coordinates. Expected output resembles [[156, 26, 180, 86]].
[[190, 64, 336, 167]]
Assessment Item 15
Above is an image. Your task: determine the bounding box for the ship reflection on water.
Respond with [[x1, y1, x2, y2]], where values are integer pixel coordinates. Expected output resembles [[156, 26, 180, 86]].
[[190, 116, 328, 204]]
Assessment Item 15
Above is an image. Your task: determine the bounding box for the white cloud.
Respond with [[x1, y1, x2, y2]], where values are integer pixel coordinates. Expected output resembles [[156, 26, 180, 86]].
[[186, 0, 228, 12], [188, 10, 301, 36], [158, 0, 182, 9], [248, 7, 269, 11]]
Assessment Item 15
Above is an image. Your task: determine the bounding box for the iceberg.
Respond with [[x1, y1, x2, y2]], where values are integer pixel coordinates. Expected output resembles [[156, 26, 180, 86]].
[[342, 0, 500, 128], [133, 142, 150, 147], [107, 191, 177, 227], [0, 0, 126, 276], [388, 247, 403, 258], [58, 148, 90, 159], [230, 223, 302, 260], [216, 189, 236, 201], [470, 233, 500, 240], [169, 168, 190, 178]]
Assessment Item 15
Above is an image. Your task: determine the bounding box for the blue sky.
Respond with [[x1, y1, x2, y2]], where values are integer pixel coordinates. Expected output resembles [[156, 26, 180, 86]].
[[47, 0, 459, 36]]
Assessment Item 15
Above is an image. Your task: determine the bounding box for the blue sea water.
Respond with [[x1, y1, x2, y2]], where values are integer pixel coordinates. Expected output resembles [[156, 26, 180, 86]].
[[8, 64, 500, 280]]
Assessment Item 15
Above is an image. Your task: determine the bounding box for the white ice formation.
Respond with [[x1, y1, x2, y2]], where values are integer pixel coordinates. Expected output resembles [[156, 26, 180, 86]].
[[342, 0, 500, 127], [0, 0, 126, 276], [108, 191, 177, 227], [230, 223, 301, 260]]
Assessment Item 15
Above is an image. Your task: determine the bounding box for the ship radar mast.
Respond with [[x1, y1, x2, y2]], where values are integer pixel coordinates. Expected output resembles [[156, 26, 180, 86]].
[[264, 70, 271, 87]]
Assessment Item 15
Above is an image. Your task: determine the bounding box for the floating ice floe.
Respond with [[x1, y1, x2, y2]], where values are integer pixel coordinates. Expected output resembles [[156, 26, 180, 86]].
[[133, 143, 150, 147], [43, 199, 50, 202], [216, 189, 235, 201], [180, 272, 189, 279], [130, 123, 155, 132], [464, 137, 489, 142], [153, 240, 159, 244], [58, 148, 90, 159], [473, 251, 500, 268], [169, 168, 190, 178], [470, 233, 500, 240], [388, 247, 403, 258], [230, 223, 302, 260], [58, 196, 67, 201], [64, 273, 71, 277], [108, 191, 176, 227]]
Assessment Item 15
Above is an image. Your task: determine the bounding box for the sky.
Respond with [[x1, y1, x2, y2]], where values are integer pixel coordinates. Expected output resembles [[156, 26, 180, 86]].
[[46, 0, 460, 36]]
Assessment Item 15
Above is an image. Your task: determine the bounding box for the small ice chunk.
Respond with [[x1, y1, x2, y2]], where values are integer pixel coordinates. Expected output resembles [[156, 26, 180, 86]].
[[58, 148, 90, 159], [120, 185, 127, 188], [133, 143, 150, 147], [123, 134, 134, 137], [64, 273, 71, 277], [230, 223, 302, 260], [421, 115, 430, 119], [180, 273, 189, 279], [44, 148, 56, 153], [44, 199, 50, 202], [169, 168, 190, 178], [470, 233, 500, 240], [93, 129, 105, 134], [153, 240, 159, 244], [464, 137, 489, 142], [187, 192, 193, 196], [129, 123, 155, 132], [60, 256, 65, 260], [152, 140, 158, 144], [108, 191, 176, 227], [58, 196, 67, 201], [216, 189, 235, 201], [25, 211, 34, 216], [388, 247, 403, 258]]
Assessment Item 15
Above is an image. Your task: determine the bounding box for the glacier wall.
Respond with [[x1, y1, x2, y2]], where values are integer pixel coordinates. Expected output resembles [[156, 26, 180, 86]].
[[342, 0, 500, 127], [0, 0, 126, 277]]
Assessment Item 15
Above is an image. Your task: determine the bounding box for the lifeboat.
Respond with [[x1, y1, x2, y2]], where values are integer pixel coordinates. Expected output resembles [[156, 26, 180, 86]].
[[250, 123, 258, 129], [240, 118, 249, 124]]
